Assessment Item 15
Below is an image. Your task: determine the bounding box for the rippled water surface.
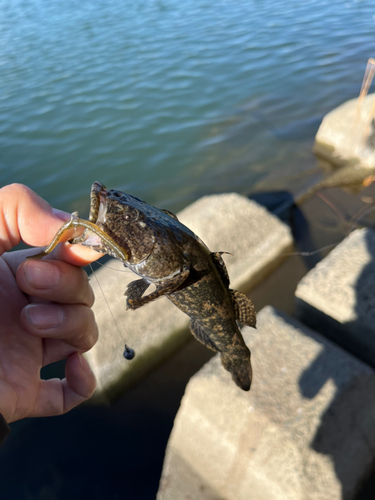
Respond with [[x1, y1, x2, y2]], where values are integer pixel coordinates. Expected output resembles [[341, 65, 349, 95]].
[[0, 0, 374, 213]]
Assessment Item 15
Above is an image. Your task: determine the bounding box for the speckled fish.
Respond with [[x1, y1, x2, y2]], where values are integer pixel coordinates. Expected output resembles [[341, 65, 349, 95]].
[[30, 182, 257, 390]]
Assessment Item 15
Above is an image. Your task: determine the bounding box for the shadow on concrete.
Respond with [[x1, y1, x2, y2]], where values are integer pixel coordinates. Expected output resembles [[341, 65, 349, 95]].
[[248, 190, 294, 220], [247, 189, 357, 320], [298, 228, 375, 499], [250, 190, 325, 270]]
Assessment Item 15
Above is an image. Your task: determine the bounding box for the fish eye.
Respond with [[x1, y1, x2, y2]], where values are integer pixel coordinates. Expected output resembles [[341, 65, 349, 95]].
[[122, 206, 139, 222]]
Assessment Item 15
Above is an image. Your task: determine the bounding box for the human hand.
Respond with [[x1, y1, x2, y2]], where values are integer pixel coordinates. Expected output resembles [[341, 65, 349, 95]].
[[0, 184, 101, 423]]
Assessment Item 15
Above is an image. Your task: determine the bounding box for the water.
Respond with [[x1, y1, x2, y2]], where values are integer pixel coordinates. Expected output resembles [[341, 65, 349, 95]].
[[0, 0, 374, 216]]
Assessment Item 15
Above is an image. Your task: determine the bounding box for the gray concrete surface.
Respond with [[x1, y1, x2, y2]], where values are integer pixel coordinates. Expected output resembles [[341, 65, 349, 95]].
[[313, 93, 375, 170], [157, 306, 375, 500], [86, 194, 293, 401], [296, 227, 375, 368]]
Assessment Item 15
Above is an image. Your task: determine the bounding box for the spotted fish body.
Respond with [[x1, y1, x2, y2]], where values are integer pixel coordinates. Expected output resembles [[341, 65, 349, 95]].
[[167, 252, 256, 390], [75, 182, 256, 390]]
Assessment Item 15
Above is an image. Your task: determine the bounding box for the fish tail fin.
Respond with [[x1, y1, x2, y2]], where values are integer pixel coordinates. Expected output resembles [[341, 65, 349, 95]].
[[221, 347, 252, 391], [232, 358, 252, 392]]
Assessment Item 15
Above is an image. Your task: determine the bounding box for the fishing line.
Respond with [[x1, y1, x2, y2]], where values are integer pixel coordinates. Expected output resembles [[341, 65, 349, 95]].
[[89, 263, 135, 360], [347, 204, 375, 234], [91, 260, 132, 272], [280, 200, 375, 258], [282, 243, 339, 257]]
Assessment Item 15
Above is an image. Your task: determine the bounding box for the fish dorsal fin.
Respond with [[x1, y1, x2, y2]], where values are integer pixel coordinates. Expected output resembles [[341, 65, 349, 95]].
[[210, 252, 230, 287], [162, 209, 179, 221], [230, 290, 256, 328]]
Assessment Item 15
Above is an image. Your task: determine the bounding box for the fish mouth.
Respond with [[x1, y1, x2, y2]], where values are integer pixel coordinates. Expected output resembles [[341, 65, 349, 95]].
[[73, 183, 109, 249], [96, 189, 108, 224], [86, 181, 108, 225], [84, 189, 109, 247]]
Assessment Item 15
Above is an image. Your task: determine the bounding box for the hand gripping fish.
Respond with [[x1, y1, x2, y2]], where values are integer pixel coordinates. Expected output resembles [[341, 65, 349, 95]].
[[29, 182, 256, 391]]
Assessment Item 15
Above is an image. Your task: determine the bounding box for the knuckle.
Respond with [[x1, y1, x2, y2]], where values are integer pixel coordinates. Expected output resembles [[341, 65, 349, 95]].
[[54, 263, 93, 306], [1, 183, 30, 197], [70, 267, 94, 306], [78, 308, 98, 350], [79, 269, 95, 307]]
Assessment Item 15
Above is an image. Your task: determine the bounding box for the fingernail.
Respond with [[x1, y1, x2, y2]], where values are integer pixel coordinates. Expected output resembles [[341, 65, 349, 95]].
[[24, 260, 61, 290], [26, 304, 66, 329]]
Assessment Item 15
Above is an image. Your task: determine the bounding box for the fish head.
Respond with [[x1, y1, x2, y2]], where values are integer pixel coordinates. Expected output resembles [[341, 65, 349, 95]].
[[82, 181, 156, 264]]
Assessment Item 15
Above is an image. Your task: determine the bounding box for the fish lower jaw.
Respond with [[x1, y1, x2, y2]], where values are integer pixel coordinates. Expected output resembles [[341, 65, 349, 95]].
[[76, 232, 106, 251], [127, 263, 182, 284], [148, 269, 182, 283]]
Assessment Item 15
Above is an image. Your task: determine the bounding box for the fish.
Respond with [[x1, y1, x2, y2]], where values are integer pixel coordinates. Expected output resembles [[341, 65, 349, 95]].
[[30, 181, 257, 391]]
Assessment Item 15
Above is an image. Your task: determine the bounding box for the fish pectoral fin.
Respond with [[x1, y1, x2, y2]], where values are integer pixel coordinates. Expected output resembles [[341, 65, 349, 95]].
[[189, 320, 220, 352], [124, 278, 150, 300], [126, 266, 190, 310], [161, 209, 180, 221], [230, 290, 257, 328]]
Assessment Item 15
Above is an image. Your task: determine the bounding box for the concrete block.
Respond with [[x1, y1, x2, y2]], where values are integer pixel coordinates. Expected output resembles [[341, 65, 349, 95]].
[[85, 194, 293, 401], [157, 306, 375, 500], [313, 93, 375, 170], [295, 228, 375, 368]]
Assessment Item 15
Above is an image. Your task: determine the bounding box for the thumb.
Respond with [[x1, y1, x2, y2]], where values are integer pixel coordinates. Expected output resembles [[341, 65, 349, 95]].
[[0, 184, 70, 255], [0, 184, 102, 266]]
